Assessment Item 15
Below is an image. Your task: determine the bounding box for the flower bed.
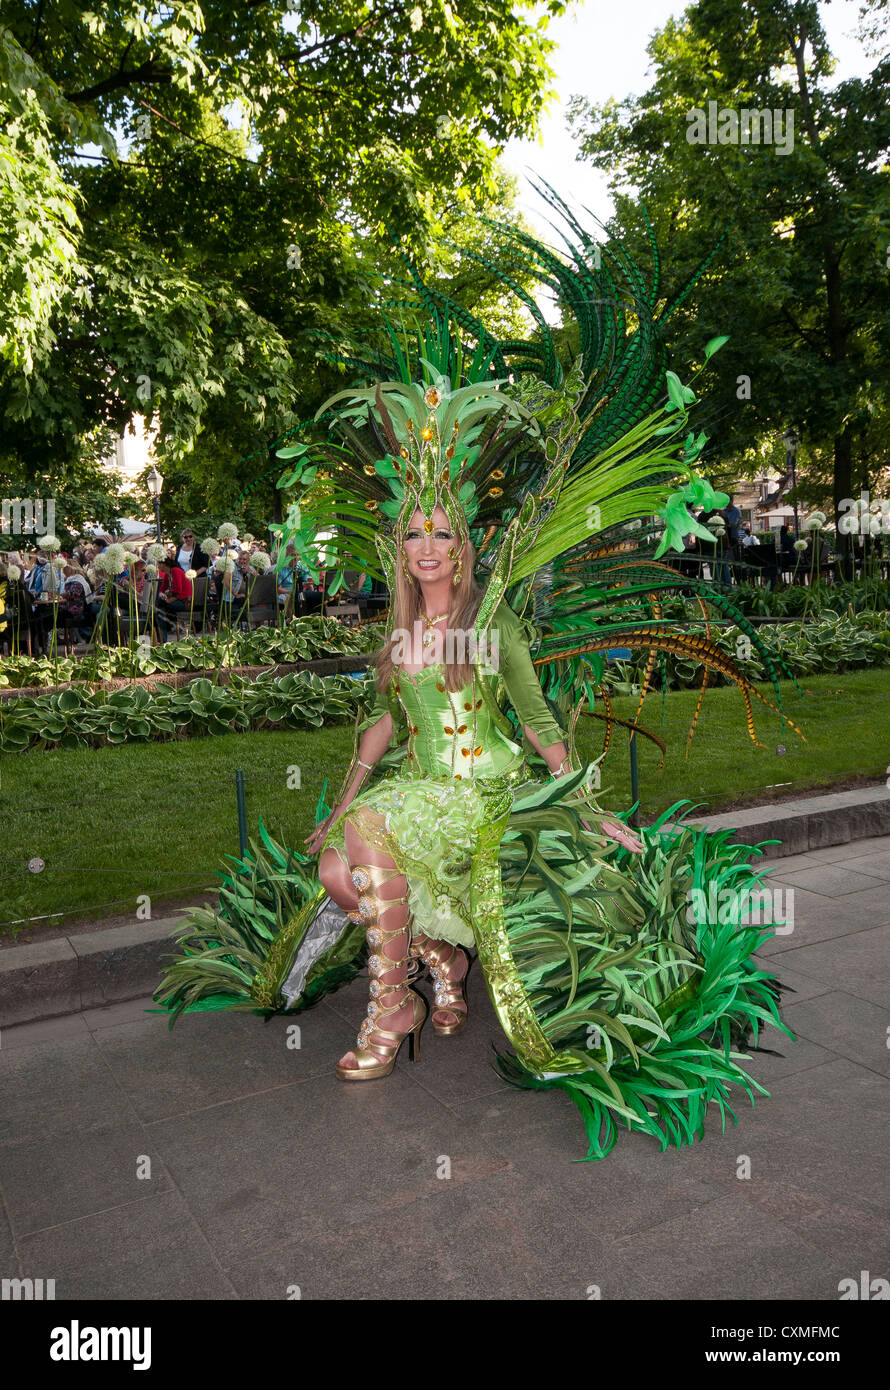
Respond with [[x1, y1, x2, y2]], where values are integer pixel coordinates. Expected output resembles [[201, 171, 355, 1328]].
[[0, 615, 385, 689], [0, 670, 374, 753]]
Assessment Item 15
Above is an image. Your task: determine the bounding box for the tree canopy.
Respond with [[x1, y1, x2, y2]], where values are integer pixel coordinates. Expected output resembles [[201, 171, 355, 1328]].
[[1, 0, 564, 535], [567, 0, 890, 527]]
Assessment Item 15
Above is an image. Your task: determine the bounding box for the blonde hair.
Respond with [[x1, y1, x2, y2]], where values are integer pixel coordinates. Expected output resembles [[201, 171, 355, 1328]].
[[374, 529, 482, 695]]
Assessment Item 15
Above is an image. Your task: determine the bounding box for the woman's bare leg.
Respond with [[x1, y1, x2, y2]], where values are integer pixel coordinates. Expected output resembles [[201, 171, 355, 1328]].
[[336, 811, 416, 1071], [411, 931, 468, 1029]]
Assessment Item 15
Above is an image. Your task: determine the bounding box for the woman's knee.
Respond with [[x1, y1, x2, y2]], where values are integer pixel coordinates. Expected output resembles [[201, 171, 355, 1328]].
[[319, 846, 354, 902]]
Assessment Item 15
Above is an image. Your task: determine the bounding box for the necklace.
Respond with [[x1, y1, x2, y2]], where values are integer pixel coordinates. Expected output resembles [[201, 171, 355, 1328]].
[[421, 611, 449, 649]]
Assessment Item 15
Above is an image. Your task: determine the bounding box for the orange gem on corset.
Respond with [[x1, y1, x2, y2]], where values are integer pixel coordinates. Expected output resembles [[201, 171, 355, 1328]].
[[474, 745, 483, 757], [457, 724, 467, 733], [444, 726, 454, 735]]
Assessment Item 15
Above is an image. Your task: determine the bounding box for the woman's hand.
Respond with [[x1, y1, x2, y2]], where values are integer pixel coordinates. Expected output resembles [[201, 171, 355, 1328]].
[[304, 808, 341, 855], [596, 818, 645, 855]]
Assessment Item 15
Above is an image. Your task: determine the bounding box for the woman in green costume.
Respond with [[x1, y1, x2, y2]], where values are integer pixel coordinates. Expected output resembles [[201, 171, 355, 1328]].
[[310, 496, 644, 1082], [156, 206, 796, 1156]]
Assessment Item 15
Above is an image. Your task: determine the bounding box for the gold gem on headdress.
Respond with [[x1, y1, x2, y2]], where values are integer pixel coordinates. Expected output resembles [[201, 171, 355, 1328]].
[[363, 464, 376, 475], [424, 519, 434, 534], [423, 386, 441, 408], [490, 469, 505, 479]]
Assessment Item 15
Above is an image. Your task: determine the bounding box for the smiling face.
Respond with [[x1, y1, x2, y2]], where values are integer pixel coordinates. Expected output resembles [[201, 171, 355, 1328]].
[[402, 505, 457, 586]]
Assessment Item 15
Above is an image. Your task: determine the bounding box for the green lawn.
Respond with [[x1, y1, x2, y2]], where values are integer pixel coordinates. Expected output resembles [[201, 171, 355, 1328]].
[[585, 668, 890, 816], [2, 669, 887, 934]]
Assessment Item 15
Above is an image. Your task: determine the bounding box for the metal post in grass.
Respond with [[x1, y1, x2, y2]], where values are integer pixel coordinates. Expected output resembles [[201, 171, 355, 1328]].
[[607, 646, 641, 827], [628, 730, 640, 828], [235, 769, 248, 859]]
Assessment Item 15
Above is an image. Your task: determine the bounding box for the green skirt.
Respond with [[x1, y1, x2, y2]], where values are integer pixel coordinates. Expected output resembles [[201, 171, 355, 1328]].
[[323, 766, 521, 950]]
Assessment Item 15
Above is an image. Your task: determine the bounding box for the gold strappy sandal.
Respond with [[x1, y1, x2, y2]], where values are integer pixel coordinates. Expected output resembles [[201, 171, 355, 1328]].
[[410, 935, 471, 1036], [336, 864, 428, 1081]]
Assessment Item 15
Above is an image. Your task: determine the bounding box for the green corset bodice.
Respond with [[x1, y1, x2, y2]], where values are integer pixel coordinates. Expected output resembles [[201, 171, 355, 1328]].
[[390, 662, 526, 783]]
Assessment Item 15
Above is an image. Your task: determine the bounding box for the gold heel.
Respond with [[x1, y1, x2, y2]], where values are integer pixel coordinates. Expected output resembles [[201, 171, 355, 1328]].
[[335, 863, 427, 1082]]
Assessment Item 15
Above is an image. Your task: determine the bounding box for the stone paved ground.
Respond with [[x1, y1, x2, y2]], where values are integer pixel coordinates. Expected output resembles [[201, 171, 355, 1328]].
[[1, 835, 888, 1301]]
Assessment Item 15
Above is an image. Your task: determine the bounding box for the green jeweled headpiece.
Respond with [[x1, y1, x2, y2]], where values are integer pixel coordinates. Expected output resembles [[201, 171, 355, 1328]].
[[311, 367, 537, 586]]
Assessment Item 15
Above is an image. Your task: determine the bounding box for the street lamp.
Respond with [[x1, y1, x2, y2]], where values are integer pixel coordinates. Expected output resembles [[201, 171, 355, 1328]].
[[146, 466, 163, 542], [783, 428, 800, 536]]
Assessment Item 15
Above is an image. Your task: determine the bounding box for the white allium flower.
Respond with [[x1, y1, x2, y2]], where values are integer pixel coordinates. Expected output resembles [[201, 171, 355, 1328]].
[[7, 564, 21, 581], [793, 539, 808, 552], [37, 533, 61, 551], [217, 522, 238, 542], [803, 516, 823, 531], [811, 510, 827, 523], [186, 568, 197, 580], [145, 563, 159, 578], [51, 555, 66, 569], [868, 514, 884, 537], [214, 554, 236, 574], [201, 536, 221, 557], [242, 533, 255, 544], [146, 543, 165, 562], [99, 543, 127, 573], [249, 550, 272, 572]]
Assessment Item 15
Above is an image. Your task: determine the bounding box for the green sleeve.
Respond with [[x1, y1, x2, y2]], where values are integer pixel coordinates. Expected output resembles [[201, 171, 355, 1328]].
[[355, 674, 401, 746], [494, 603, 566, 749]]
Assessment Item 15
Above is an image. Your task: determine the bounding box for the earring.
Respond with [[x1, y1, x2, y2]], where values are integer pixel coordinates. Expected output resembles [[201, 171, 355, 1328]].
[[451, 560, 463, 588], [401, 552, 411, 579]]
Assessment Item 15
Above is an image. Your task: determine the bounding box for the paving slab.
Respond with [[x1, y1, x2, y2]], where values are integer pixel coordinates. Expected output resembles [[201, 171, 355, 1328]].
[[608, 1191, 860, 1301], [780, 990, 890, 1079], [91, 1002, 352, 1123], [834, 847, 890, 881], [677, 1058, 890, 1269], [766, 862, 887, 897], [143, 1070, 462, 1266], [769, 925, 889, 1010], [766, 960, 836, 1006], [755, 881, 890, 956], [0, 1122, 173, 1239], [15, 1189, 238, 1301], [0, 1035, 138, 1149]]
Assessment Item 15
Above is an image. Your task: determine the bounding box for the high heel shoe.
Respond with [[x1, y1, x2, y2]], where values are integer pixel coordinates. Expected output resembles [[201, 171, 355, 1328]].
[[410, 936, 472, 1035], [336, 864, 427, 1081]]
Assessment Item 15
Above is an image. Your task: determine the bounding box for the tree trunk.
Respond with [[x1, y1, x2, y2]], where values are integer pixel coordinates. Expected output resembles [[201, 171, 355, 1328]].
[[833, 424, 855, 579]]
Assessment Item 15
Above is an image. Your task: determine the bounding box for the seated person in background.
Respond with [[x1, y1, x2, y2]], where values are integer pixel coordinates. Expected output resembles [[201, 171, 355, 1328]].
[[740, 523, 760, 548], [301, 580, 323, 614], [232, 549, 251, 599], [59, 564, 94, 638], [156, 556, 192, 634], [276, 543, 299, 607]]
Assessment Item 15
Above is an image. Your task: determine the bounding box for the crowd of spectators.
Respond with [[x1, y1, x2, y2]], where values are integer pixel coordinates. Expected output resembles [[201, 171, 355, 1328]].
[[0, 528, 335, 655], [668, 498, 879, 589]]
